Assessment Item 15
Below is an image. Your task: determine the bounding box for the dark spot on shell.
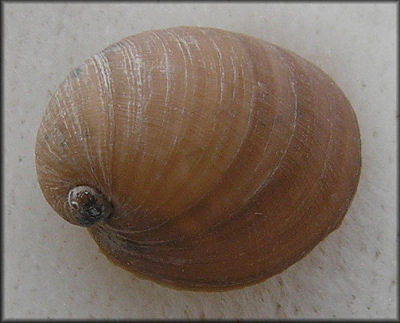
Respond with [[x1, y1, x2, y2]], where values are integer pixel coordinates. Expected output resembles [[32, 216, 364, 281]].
[[68, 186, 113, 227], [70, 66, 83, 79]]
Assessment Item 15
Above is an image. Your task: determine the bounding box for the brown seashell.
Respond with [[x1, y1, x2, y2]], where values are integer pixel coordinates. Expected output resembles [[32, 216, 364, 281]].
[[35, 26, 361, 291]]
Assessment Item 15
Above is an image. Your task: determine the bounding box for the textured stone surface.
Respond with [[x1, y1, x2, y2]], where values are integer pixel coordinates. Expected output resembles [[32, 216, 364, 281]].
[[4, 3, 397, 319]]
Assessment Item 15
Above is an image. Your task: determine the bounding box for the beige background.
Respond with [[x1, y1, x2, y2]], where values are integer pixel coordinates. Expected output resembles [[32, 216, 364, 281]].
[[4, 2, 397, 319]]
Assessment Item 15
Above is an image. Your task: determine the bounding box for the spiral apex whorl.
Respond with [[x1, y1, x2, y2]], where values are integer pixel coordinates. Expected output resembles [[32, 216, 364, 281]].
[[67, 186, 112, 227]]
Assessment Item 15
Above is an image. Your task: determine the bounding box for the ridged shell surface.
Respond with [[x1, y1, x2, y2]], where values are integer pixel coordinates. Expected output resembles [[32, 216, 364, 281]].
[[35, 26, 361, 291]]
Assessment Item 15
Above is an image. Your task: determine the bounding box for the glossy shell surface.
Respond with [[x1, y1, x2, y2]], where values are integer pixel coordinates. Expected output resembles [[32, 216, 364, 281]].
[[35, 26, 361, 291]]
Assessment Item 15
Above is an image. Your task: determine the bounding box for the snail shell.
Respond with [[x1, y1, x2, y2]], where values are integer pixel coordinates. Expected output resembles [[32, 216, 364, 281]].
[[35, 26, 361, 291]]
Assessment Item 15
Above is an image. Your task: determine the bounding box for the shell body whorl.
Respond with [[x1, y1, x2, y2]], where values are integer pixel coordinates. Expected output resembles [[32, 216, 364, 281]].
[[35, 26, 361, 291]]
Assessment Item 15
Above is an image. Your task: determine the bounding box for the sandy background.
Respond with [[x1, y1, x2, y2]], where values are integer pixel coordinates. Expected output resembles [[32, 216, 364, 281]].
[[4, 2, 397, 319]]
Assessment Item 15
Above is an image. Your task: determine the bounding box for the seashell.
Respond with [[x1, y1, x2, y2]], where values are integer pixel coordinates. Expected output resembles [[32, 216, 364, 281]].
[[35, 26, 361, 291]]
